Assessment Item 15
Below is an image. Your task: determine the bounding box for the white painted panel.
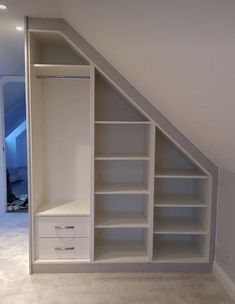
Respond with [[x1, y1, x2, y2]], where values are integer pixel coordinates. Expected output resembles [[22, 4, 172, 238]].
[[30, 72, 45, 214], [42, 78, 90, 206]]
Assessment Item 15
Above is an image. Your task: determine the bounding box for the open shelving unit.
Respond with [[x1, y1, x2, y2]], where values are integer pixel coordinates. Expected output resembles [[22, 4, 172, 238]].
[[94, 72, 153, 262], [153, 128, 211, 262], [27, 21, 215, 273]]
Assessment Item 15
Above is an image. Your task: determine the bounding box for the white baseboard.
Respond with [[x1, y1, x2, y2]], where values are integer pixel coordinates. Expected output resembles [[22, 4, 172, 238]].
[[213, 262, 235, 301]]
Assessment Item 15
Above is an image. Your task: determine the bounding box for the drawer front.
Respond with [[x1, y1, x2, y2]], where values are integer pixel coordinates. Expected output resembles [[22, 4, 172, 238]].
[[37, 238, 90, 259], [37, 216, 89, 238]]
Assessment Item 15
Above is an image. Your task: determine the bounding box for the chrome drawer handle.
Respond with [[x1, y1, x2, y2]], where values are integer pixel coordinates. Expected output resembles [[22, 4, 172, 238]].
[[54, 247, 75, 251], [54, 225, 75, 230]]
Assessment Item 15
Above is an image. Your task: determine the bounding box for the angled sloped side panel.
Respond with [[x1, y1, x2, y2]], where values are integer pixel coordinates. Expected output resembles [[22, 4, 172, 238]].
[[27, 17, 217, 175]]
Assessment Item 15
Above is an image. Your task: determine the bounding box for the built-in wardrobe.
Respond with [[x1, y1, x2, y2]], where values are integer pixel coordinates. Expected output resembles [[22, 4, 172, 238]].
[[26, 18, 218, 273]]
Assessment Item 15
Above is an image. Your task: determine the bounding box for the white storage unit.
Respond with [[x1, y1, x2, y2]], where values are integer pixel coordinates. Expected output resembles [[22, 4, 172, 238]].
[[26, 19, 217, 273]]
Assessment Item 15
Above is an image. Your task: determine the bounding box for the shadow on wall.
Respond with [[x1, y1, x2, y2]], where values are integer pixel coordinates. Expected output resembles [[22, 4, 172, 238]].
[[5, 121, 27, 169]]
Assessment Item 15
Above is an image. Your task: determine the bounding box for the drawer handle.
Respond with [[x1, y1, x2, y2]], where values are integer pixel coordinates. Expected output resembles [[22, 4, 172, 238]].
[[54, 247, 75, 251], [54, 225, 75, 230]]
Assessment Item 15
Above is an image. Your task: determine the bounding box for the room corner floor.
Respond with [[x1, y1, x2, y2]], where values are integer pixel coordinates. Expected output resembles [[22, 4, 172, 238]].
[[0, 213, 233, 304]]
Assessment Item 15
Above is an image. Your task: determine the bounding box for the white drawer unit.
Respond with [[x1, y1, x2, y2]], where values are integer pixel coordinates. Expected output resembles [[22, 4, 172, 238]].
[[36, 216, 90, 238], [37, 238, 90, 259]]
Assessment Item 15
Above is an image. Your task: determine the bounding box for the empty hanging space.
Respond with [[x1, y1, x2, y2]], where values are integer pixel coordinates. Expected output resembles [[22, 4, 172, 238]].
[[153, 234, 208, 263], [95, 228, 149, 263], [29, 31, 92, 216]]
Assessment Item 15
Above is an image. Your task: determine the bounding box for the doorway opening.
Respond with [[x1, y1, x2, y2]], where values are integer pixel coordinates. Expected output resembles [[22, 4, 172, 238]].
[[0, 77, 28, 214]]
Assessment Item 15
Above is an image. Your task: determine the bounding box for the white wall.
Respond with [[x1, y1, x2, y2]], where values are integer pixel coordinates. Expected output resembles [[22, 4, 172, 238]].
[[59, 0, 235, 173], [216, 170, 235, 285]]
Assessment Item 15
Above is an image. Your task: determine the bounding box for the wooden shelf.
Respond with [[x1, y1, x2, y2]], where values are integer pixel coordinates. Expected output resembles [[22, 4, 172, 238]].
[[95, 240, 148, 263], [95, 154, 150, 160], [154, 194, 207, 208], [36, 201, 90, 216], [33, 64, 90, 78], [95, 183, 150, 194], [95, 121, 151, 125], [155, 169, 208, 179], [95, 212, 149, 228], [154, 217, 207, 235], [153, 239, 206, 263]]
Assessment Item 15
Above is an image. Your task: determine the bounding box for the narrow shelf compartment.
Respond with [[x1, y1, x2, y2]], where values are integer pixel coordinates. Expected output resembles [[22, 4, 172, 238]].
[[95, 240, 149, 263], [155, 179, 211, 207], [33, 64, 90, 78], [95, 194, 149, 227], [95, 212, 149, 228], [153, 234, 208, 263], [95, 228, 148, 263], [155, 194, 207, 208], [154, 207, 207, 235], [95, 124, 151, 157], [95, 160, 150, 194], [154, 217, 207, 235]]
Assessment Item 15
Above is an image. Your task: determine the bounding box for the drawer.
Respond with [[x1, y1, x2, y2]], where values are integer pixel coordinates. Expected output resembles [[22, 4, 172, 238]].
[[36, 216, 89, 238], [37, 238, 90, 259]]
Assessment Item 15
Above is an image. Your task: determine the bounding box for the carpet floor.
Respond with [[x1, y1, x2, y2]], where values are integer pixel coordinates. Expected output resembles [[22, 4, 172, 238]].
[[0, 213, 233, 304]]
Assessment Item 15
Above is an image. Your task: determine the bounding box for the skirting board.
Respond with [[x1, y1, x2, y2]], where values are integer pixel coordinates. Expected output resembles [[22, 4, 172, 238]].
[[213, 262, 235, 301], [32, 262, 212, 274]]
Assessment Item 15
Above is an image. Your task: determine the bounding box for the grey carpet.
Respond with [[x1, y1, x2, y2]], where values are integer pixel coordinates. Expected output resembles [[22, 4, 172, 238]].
[[0, 213, 233, 304]]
